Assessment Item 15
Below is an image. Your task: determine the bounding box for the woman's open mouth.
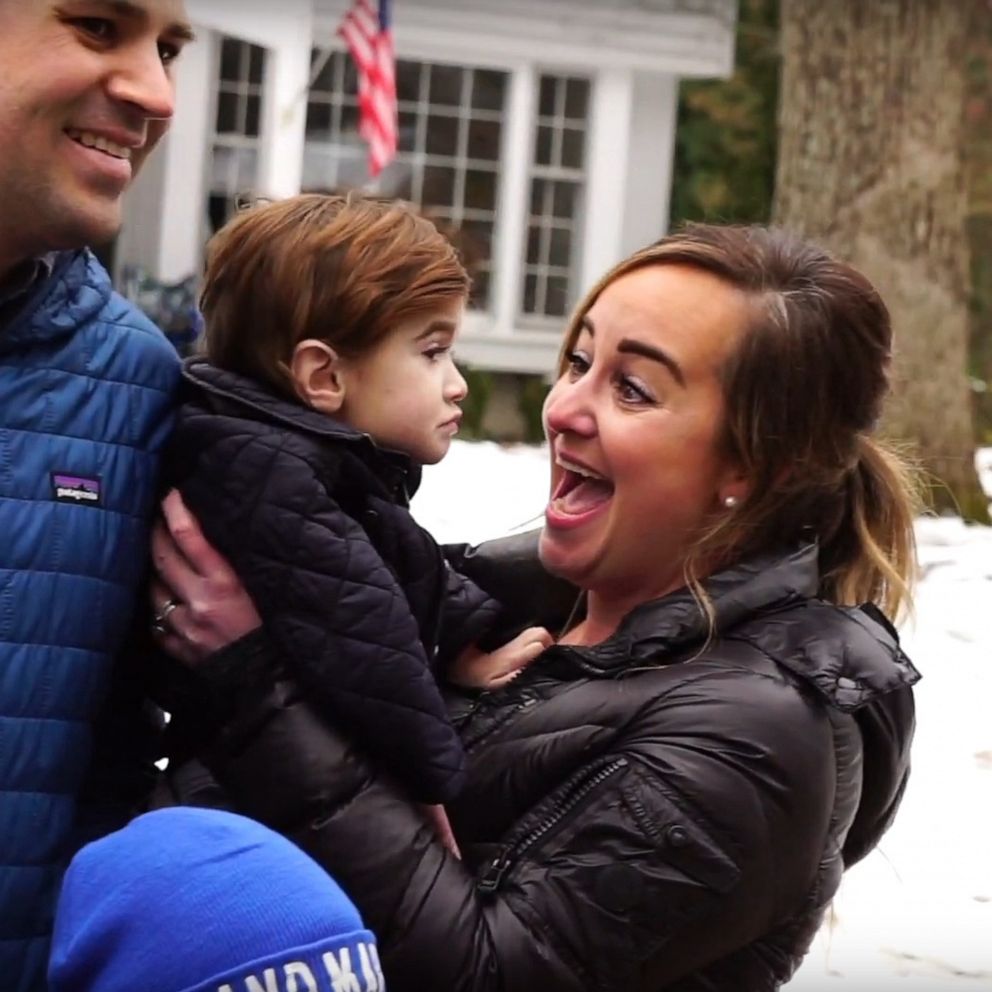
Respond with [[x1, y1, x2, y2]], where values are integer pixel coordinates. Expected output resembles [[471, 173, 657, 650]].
[[547, 455, 614, 527]]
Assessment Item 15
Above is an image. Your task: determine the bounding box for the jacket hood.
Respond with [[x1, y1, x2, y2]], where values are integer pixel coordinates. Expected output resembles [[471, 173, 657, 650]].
[[1, 250, 111, 351], [182, 358, 422, 501]]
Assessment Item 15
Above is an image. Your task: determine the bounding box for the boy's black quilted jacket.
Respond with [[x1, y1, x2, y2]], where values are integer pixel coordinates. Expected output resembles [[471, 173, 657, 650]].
[[164, 358, 501, 803]]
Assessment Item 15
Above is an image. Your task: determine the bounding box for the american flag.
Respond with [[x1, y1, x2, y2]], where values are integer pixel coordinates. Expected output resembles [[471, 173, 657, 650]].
[[337, 0, 398, 178]]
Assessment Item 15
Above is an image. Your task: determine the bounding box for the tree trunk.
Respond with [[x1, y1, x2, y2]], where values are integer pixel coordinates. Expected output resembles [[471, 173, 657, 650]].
[[965, 5, 992, 452], [774, 0, 990, 522]]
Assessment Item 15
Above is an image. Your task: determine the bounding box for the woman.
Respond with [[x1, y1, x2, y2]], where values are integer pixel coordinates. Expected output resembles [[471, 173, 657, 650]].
[[151, 224, 921, 991]]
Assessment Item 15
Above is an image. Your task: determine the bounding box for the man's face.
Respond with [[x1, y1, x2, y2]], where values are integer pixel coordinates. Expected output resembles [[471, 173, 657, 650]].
[[0, 0, 193, 269]]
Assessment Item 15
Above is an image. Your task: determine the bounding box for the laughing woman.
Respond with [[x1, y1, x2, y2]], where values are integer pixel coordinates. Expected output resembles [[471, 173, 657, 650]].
[[153, 224, 921, 992]]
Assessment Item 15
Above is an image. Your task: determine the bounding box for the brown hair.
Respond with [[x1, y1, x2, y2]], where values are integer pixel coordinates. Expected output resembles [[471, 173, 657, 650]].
[[559, 224, 922, 618], [200, 193, 470, 394]]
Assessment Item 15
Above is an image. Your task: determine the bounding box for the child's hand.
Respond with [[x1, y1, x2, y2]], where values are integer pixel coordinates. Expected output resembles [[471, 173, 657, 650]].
[[420, 803, 462, 859], [450, 626, 554, 690]]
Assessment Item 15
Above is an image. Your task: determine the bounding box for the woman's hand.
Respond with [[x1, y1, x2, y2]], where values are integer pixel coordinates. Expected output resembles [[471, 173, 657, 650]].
[[150, 490, 262, 665]]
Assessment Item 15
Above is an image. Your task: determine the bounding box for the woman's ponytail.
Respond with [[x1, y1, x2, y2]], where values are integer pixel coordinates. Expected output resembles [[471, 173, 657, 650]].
[[820, 437, 923, 619]]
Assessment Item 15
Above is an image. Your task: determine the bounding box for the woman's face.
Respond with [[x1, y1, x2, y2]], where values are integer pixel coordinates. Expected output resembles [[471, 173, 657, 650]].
[[540, 263, 748, 602]]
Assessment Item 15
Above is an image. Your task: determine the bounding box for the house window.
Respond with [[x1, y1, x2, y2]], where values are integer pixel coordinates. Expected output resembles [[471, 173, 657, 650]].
[[522, 74, 590, 319], [305, 54, 508, 310], [207, 38, 266, 235]]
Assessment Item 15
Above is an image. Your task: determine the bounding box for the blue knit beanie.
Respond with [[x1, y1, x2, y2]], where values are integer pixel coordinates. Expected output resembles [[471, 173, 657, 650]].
[[49, 808, 384, 992]]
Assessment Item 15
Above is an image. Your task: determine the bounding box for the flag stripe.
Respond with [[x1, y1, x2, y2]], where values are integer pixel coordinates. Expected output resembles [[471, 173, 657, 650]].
[[337, 0, 398, 177]]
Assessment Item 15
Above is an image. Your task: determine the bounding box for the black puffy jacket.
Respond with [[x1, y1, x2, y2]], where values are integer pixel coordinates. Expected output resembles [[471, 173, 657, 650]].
[[199, 534, 919, 992], [165, 359, 501, 803]]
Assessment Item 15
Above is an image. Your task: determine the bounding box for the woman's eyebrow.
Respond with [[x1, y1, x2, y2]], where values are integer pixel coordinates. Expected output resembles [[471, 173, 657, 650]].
[[617, 337, 686, 387]]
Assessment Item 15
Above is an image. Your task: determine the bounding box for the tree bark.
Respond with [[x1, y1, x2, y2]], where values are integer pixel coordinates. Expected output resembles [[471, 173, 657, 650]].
[[774, 0, 990, 522], [965, 4, 992, 452]]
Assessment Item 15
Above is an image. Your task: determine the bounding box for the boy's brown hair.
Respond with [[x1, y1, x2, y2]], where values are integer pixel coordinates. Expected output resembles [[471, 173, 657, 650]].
[[200, 192, 470, 395]]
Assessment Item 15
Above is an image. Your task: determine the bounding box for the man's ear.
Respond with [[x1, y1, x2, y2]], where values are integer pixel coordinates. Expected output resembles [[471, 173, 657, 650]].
[[290, 339, 345, 414]]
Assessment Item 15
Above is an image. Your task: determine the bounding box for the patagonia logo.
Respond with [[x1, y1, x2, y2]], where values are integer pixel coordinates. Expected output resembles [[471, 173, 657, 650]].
[[51, 472, 102, 506]]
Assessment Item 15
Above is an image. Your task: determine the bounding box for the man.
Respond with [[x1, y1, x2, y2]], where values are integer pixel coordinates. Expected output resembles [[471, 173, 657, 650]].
[[0, 2, 194, 988]]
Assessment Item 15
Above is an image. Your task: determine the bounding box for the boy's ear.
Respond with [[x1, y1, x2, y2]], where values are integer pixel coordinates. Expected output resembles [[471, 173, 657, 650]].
[[290, 339, 346, 414]]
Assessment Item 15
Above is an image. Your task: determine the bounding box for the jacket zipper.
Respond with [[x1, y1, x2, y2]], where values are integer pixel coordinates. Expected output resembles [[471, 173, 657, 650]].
[[477, 756, 629, 895], [459, 689, 539, 750]]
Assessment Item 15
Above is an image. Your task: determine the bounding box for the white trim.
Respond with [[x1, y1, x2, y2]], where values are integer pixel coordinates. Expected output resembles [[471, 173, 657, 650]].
[[578, 68, 633, 296], [456, 322, 562, 377], [258, 9, 312, 197], [314, 0, 735, 77], [490, 65, 536, 333], [621, 72, 680, 255]]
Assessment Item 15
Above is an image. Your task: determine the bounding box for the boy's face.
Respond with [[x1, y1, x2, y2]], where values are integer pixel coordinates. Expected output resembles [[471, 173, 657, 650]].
[[0, 0, 192, 270], [338, 300, 469, 465]]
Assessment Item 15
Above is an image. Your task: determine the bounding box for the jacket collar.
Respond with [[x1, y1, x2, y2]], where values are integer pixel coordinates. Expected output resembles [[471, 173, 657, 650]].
[[0, 250, 110, 350], [182, 358, 422, 502], [546, 540, 920, 711]]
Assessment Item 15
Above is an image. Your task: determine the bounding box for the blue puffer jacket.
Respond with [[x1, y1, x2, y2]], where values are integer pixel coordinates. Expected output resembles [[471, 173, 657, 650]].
[[0, 250, 180, 991]]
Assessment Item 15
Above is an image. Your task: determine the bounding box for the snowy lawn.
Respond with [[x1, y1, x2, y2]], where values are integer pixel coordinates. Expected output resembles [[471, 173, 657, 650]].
[[412, 442, 992, 990]]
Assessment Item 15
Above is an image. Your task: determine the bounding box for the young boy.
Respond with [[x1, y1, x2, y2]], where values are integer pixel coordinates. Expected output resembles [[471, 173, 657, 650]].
[[162, 193, 550, 848]]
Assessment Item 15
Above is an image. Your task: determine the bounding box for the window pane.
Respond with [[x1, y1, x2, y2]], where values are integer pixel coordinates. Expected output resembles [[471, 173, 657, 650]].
[[396, 59, 422, 102], [380, 159, 415, 200], [245, 95, 261, 138], [549, 226, 571, 267], [342, 54, 359, 95], [429, 63, 463, 107], [398, 110, 418, 152], [306, 102, 332, 138], [546, 276, 568, 317], [208, 193, 231, 234], [302, 145, 336, 190], [248, 45, 265, 85], [464, 169, 497, 212], [472, 70, 506, 112], [220, 39, 242, 83], [530, 178, 547, 216], [461, 219, 493, 260], [234, 147, 259, 188], [467, 119, 501, 161], [523, 273, 540, 314], [561, 127, 585, 169], [538, 75, 557, 117], [470, 268, 491, 309], [340, 103, 360, 137], [423, 165, 456, 205], [551, 181, 576, 220], [311, 50, 334, 92], [564, 78, 589, 121], [210, 145, 235, 187], [526, 225, 542, 265], [216, 92, 239, 133], [535, 126, 553, 166], [336, 154, 367, 189], [425, 114, 459, 157]]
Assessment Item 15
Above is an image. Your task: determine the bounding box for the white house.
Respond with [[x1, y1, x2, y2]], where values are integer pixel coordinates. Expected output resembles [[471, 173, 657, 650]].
[[118, 0, 737, 377]]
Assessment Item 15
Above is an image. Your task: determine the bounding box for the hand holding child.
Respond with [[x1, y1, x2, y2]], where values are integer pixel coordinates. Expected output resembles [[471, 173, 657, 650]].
[[450, 626, 554, 690]]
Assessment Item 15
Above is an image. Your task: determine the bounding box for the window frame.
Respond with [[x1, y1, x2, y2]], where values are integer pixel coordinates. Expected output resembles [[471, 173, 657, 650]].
[[204, 35, 268, 241]]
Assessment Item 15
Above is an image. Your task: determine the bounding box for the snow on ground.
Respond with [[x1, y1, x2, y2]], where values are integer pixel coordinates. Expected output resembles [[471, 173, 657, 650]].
[[412, 442, 992, 990]]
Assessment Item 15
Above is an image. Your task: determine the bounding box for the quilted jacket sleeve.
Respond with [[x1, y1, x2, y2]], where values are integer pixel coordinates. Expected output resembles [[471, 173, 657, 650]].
[[200, 662, 845, 992], [175, 428, 465, 804], [434, 563, 508, 664]]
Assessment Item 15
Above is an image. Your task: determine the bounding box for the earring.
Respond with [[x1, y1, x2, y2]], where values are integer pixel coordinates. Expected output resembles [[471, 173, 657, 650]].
[[723, 495, 739, 509]]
